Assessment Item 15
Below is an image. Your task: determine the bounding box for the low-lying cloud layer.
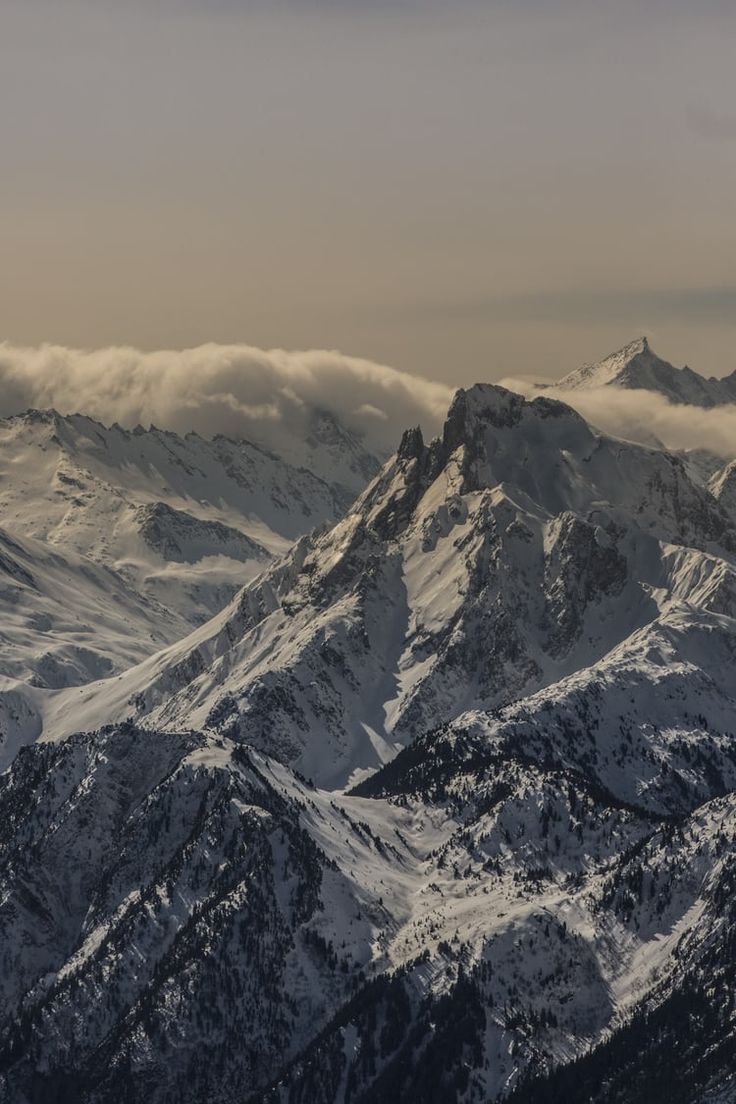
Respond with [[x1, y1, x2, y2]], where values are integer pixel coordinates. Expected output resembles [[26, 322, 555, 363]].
[[0, 342, 452, 454], [500, 377, 736, 461], [2, 341, 734, 467]]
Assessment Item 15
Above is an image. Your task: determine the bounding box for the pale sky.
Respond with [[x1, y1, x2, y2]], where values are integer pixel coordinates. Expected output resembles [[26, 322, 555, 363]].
[[2, 0, 736, 382]]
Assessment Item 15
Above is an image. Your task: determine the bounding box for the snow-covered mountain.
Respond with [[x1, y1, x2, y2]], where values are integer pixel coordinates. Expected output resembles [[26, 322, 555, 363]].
[[0, 523, 193, 689], [0, 408, 378, 616], [41, 383, 736, 785], [3, 383, 736, 1103], [0, 406, 382, 768], [547, 336, 736, 487], [243, 404, 385, 498], [0, 407, 379, 679], [558, 335, 736, 407]]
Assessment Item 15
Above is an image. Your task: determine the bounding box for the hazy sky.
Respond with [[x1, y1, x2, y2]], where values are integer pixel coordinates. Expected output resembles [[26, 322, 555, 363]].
[[2, 0, 736, 382]]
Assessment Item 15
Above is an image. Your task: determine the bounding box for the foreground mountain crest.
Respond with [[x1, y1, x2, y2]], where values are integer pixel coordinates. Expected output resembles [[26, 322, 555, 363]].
[[3, 374, 736, 1103]]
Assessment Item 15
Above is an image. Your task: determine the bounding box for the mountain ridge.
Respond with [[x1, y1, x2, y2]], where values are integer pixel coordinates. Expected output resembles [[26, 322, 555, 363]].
[[0, 403, 371, 629], [558, 336, 736, 407]]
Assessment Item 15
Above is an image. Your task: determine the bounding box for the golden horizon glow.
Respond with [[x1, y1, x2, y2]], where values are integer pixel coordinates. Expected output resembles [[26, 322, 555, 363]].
[[2, 0, 736, 382]]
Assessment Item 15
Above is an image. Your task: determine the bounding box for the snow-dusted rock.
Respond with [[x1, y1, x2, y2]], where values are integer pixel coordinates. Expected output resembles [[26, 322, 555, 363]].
[[558, 336, 736, 407]]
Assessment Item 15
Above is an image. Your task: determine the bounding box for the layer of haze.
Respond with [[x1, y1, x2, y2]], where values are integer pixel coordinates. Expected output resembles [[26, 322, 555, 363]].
[[2, 0, 736, 380]]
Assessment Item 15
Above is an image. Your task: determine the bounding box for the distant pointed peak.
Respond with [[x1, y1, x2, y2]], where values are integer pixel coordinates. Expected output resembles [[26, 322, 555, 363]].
[[557, 336, 669, 391], [557, 338, 736, 406]]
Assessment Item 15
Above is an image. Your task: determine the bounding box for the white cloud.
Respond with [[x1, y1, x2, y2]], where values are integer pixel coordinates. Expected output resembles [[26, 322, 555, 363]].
[[0, 342, 452, 454], [499, 377, 736, 461], [4, 341, 732, 467]]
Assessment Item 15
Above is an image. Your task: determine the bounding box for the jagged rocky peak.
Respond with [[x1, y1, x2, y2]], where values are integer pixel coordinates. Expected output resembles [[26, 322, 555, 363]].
[[13, 407, 113, 435], [397, 424, 424, 461], [444, 381, 583, 439], [8, 407, 67, 437], [347, 378, 731, 551], [394, 383, 585, 473], [441, 383, 519, 460], [13, 406, 62, 424], [614, 334, 651, 358], [440, 382, 594, 480]]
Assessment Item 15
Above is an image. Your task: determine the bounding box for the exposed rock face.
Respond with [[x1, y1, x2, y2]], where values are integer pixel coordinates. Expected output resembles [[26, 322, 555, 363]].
[[542, 512, 628, 657]]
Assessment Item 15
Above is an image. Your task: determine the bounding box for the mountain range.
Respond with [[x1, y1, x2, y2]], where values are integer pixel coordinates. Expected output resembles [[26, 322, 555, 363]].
[[0, 406, 382, 759], [2, 344, 736, 1103]]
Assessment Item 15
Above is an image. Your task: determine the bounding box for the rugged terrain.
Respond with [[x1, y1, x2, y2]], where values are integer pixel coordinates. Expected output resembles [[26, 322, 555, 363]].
[[0, 406, 379, 626], [3, 373, 736, 1102], [0, 407, 381, 763]]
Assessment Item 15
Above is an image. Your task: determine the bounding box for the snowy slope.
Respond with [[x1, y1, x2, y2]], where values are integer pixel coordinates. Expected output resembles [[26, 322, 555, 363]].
[[0, 526, 191, 685], [40, 383, 736, 791], [0, 409, 379, 761], [244, 405, 384, 498], [4, 383, 736, 1103], [558, 336, 736, 407], [0, 409, 367, 625], [0, 523, 197, 769]]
